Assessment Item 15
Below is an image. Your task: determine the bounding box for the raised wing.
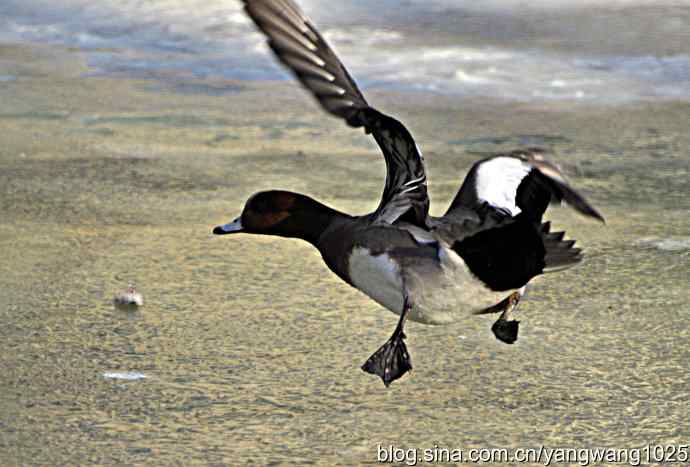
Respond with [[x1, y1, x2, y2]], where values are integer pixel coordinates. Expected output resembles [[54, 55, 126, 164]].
[[445, 148, 604, 223], [242, 0, 429, 226]]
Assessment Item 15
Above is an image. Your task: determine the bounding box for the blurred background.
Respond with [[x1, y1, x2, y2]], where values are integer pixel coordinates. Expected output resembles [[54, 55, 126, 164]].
[[2, 0, 690, 102]]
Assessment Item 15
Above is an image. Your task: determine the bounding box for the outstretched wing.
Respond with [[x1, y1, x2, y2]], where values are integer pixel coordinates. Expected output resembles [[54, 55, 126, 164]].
[[242, 0, 429, 226], [445, 148, 604, 222]]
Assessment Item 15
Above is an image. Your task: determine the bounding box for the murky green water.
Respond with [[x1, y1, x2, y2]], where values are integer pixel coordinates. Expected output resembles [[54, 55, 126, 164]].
[[1, 44, 689, 465]]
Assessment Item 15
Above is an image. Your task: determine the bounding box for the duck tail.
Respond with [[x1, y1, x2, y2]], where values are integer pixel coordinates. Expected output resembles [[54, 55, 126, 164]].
[[540, 221, 583, 272]]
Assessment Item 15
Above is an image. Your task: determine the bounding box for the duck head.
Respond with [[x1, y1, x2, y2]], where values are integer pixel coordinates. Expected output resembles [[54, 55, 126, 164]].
[[213, 190, 347, 244]]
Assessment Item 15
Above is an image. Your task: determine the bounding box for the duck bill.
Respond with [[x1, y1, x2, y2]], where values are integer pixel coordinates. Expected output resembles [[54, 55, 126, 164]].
[[213, 216, 244, 235]]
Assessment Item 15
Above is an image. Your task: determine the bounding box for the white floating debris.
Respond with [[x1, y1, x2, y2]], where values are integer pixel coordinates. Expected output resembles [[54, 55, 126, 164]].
[[103, 371, 147, 380], [651, 238, 690, 251], [638, 237, 690, 252], [113, 284, 143, 309]]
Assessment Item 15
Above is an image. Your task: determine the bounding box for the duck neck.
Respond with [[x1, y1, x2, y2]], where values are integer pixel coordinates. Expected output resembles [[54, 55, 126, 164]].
[[279, 194, 352, 245]]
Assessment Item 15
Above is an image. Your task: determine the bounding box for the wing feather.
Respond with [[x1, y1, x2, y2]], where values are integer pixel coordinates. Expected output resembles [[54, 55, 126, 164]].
[[445, 148, 604, 223], [242, 0, 429, 226]]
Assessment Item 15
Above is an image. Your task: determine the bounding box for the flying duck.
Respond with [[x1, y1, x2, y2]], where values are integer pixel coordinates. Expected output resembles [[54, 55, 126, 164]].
[[214, 0, 604, 386]]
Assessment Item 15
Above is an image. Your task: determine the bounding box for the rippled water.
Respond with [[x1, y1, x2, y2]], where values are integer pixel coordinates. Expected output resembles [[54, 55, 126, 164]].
[[1, 0, 690, 102], [1, 12, 689, 466]]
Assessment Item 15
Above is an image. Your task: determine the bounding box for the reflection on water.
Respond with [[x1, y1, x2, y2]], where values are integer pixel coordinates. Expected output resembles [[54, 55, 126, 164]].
[[0, 42, 689, 464]]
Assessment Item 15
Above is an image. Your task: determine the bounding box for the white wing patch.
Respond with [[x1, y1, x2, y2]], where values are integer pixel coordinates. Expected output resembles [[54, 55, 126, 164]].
[[474, 156, 531, 215]]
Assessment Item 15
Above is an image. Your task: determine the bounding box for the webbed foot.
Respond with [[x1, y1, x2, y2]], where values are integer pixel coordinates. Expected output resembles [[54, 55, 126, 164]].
[[362, 331, 412, 387], [492, 316, 519, 344], [483, 290, 524, 344]]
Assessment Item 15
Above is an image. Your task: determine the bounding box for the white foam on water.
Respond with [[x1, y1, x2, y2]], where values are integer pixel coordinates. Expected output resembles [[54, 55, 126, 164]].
[[1, 0, 689, 102], [420, 0, 690, 10], [323, 28, 402, 46], [103, 371, 147, 380], [643, 237, 690, 251], [657, 239, 690, 251]]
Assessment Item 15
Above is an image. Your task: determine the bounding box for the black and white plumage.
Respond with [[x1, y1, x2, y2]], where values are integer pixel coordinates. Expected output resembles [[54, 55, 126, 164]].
[[432, 148, 603, 292], [215, 0, 604, 386], [448, 148, 603, 222]]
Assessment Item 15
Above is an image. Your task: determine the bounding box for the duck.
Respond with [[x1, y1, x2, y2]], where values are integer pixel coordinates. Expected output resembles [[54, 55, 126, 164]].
[[214, 0, 604, 386]]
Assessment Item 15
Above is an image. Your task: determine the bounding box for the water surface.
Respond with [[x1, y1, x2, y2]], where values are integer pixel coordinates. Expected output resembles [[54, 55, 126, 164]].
[[0, 5, 689, 465], [2, 0, 690, 102]]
